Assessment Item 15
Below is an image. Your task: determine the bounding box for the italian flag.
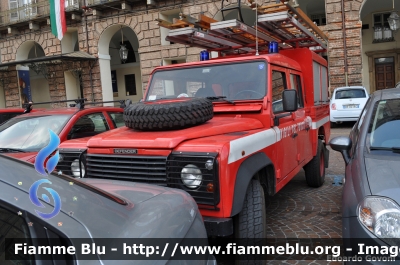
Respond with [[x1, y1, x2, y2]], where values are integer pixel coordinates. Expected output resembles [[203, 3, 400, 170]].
[[49, 0, 66, 40]]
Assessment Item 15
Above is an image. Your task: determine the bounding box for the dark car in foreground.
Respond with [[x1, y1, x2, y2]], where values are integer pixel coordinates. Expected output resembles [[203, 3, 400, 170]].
[[0, 155, 215, 264], [330, 88, 400, 264]]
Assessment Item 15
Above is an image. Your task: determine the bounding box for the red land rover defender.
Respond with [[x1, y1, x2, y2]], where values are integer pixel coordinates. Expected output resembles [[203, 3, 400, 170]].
[[58, 5, 331, 238]]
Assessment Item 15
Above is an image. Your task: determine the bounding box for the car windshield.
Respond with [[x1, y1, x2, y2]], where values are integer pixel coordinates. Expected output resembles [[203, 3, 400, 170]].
[[0, 115, 71, 152], [335, 89, 366, 99], [367, 99, 400, 150], [146, 61, 267, 101]]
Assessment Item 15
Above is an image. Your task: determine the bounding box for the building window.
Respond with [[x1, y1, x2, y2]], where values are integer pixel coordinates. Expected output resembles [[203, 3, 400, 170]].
[[125, 74, 137, 96], [9, 0, 37, 21], [373, 13, 394, 43], [310, 14, 326, 26]]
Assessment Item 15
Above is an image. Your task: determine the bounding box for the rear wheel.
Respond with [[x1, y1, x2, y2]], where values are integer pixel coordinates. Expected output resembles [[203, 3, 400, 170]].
[[304, 139, 326, 188], [234, 179, 266, 265]]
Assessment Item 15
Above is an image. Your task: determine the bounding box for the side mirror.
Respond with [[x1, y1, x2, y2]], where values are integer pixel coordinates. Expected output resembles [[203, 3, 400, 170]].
[[329, 136, 352, 165], [282, 90, 298, 112]]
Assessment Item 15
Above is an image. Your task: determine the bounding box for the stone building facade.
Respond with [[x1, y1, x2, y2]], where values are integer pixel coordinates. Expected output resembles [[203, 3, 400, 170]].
[[0, 0, 399, 108]]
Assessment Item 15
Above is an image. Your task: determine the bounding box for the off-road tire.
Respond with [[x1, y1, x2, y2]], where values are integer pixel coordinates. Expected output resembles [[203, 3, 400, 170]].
[[123, 98, 213, 131], [304, 139, 326, 187], [234, 179, 267, 265]]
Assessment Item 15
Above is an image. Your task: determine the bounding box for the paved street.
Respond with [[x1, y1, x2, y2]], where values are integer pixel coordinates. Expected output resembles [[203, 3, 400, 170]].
[[264, 122, 354, 265]]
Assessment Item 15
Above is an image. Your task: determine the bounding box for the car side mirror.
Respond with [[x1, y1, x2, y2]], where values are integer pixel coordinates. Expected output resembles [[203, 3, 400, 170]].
[[282, 89, 298, 112], [329, 136, 352, 165]]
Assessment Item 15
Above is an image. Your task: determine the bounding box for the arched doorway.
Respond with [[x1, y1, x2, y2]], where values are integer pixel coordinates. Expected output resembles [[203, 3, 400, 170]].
[[16, 41, 51, 108], [97, 24, 142, 105], [360, 0, 400, 92]]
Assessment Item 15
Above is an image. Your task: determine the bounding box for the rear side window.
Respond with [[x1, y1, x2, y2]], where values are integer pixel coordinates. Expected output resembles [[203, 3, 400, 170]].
[[335, 89, 366, 99], [0, 205, 34, 264], [108, 112, 125, 128]]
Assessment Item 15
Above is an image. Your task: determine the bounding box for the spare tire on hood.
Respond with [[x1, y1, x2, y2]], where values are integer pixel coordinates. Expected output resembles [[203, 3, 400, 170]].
[[123, 98, 213, 131]]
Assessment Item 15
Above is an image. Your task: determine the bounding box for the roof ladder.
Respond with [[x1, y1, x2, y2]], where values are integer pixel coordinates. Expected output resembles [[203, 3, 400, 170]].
[[159, 1, 328, 55]]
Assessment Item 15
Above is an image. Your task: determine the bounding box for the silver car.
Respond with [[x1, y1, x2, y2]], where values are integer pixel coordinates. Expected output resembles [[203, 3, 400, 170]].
[[0, 155, 216, 265]]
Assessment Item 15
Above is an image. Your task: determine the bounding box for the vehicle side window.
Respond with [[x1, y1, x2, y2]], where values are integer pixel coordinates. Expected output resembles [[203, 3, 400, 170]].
[[68, 113, 109, 140], [272, 70, 287, 113], [108, 112, 125, 128], [0, 113, 21, 124], [350, 98, 371, 157], [290, 74, 304, 108], [0, 205, 34, 264]]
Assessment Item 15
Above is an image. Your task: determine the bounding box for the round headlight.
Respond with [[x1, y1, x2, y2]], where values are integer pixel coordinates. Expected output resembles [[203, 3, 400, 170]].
[[181, 164, 202, 189], [358, 196, 400, 245], [71, 159, 85, 178]]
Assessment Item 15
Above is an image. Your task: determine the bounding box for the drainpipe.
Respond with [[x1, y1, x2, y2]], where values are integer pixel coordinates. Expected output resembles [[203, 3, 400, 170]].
[[341, 0, 349, 86], [83, 4, 94, 102]]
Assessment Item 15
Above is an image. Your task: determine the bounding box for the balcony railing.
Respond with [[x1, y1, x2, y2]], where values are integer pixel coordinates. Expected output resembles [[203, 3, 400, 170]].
[[0, 0, 80, 28], [0, 1, 49, 28], [86, 0, 124, 6]]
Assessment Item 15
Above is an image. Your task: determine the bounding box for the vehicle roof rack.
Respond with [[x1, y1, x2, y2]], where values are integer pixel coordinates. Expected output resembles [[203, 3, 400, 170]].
[[23, 98, 87, 113], [156, 1, 328, 55], [83, 99, 132, 108]]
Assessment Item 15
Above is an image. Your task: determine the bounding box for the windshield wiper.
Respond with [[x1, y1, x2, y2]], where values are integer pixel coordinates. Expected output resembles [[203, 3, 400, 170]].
[[0, 148, 26, 153], [370, 146, 400, 153], [206, 96, 235, 105]]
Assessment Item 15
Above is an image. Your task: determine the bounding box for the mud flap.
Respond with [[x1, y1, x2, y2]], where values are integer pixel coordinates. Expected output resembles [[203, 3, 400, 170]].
[[324, 144, 329, 168]]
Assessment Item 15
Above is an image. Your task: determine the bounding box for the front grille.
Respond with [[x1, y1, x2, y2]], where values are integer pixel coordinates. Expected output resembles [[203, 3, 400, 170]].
[[57, 150, 86, 177], [167, 152, 220, 208], [86, 154, 167, 185]]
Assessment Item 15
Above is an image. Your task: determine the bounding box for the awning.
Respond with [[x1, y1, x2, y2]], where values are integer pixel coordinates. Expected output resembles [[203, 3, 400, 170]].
[[0, 51, 97, 68]]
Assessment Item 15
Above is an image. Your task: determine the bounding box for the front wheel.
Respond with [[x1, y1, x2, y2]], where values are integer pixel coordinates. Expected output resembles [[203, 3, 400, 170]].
[[304, 139, 326, 187], [234, 179, 267, 265]]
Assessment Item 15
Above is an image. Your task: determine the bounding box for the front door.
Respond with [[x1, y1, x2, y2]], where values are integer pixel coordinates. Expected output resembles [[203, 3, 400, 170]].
[[271, 68, 298, 181], [375, 57, 395, 90]]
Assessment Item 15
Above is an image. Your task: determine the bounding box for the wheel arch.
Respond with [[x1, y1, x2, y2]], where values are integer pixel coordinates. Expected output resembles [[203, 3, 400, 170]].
[[230, 152, 275, 217]]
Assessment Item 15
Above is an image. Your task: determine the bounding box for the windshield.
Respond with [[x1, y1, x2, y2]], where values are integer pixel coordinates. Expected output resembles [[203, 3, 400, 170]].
[[0, 115, 71, 152], [146, 61, 267, 101], [335, 89, 366, 99], [367, 99, 400, 149]]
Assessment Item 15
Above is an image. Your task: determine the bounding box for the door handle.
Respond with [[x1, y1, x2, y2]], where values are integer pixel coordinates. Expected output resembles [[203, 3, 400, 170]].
[[292, 133, 298, 138]]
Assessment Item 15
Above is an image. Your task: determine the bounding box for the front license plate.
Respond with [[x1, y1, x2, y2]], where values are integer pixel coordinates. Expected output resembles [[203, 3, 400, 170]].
[[343, 104, 359, 109]]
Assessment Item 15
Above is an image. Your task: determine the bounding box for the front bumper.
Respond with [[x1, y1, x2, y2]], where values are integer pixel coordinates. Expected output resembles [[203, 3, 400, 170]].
[[203, 217, 233, 237], [342, 217, 398, 264]]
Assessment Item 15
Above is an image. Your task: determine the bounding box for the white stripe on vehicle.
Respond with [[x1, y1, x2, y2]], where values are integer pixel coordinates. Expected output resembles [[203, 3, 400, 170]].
[[228, 129, 278, 164], [312, 116, 329, 129]]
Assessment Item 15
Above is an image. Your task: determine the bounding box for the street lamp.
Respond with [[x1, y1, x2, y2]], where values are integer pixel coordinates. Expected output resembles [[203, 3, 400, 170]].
[[388, 0, 400, 32], [119, 27, 128, 63], [388, 11, 400, 31]]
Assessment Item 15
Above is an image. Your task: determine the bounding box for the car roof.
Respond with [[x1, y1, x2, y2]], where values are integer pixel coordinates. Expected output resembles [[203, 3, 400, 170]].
[[15, 106, 123, 117], [0, 108, 25, 113], [0, 155, 196, 240], [375, 87, 400, 100], [334, 86, 365, 92]]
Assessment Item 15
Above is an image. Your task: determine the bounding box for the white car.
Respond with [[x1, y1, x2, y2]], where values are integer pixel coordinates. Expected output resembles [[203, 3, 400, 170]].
[[330, 86, 369, 126]]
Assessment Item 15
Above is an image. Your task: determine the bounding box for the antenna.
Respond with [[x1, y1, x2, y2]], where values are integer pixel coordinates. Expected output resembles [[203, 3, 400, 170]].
[[255, 0, 259, 56]]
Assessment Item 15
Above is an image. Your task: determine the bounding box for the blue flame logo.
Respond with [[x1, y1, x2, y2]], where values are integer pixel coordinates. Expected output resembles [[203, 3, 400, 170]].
[[29, 129, 62, 219], [34, 129, 60, 175], [29, 179, 62, 219]]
